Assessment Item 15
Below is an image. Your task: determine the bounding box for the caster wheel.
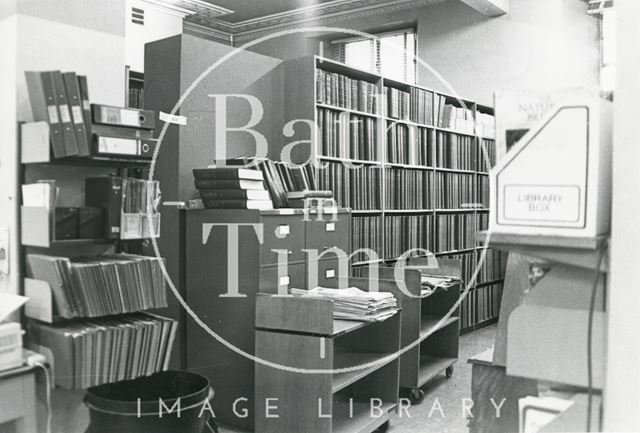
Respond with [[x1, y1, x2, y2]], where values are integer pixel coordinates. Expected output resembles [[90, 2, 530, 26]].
[[374, 421, 390, 433], [408, 387, 425, 405], [445, 365, 454, 378]]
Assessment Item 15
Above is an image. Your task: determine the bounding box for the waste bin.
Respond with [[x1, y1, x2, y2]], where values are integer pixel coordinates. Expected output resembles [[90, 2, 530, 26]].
[[84, 370, 216, 433]]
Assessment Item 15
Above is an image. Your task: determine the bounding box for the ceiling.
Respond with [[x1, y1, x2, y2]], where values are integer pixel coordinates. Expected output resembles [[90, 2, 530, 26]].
[[200, 0, 337, 23]]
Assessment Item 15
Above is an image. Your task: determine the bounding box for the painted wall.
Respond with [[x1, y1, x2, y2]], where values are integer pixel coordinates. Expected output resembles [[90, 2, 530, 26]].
[[246, 0, 600, 106], [125, 0, 184, 72]]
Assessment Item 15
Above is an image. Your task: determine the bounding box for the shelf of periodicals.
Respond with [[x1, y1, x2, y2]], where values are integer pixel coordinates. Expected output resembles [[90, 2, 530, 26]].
[[287, 55, 505, 333], [19, 119, 175, 390]]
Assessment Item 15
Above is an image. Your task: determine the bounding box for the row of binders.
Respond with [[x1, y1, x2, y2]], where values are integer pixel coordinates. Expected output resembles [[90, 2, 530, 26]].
[[27, 253, 167, 319], [477, 138, 497, 172], [384, 214, 434, 260], [385, 168, 434, 210], [25, 70, 157, 160], [434, 172, 476, 209], [318, 163, 380, 210], [435, 131, 477, 171], [28, 312, 177, 389], [435, 213, 476, 252], [317, 108, 378, 161], [351, 216, 383, 262], [291, 287, 399, 322], [316, 69, 378, 114]]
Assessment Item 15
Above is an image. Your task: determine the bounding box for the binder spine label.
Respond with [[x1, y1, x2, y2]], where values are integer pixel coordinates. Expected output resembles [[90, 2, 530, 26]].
[[71, 106, 83, 124], [59, 105, 71, 123], [98, 137, 138, 155], [101, 106, 140, 127], [48, 106, 59, 123]]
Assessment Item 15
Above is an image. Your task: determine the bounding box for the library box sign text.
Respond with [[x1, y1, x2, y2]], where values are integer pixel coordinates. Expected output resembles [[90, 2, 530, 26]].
[[503, 185, 581, 224]]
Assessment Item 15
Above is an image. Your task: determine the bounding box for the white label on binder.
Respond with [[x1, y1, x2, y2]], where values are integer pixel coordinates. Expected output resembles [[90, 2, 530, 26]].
[[47, 105, 59, 123], [58, 105, 71, 123], [325, 222, 335, 232], [279, 276, 290, 286], [120, 108, 139, 126], [71, 106, 83, 124], [159, 111, 187, 126], [325, 269, 335, 278], [98, 137, 138, 155]]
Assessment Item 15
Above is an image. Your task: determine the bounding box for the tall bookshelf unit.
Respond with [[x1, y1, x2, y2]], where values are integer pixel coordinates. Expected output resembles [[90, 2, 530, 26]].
[[283, 56, 507, 333]]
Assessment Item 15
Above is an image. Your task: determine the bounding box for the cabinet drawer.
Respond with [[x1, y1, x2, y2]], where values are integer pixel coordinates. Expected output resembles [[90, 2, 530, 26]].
[[261, 215, 305, 266], [305, 213, 350, 254], [260, 263, 306, 294], [310, 259, 349, 289]]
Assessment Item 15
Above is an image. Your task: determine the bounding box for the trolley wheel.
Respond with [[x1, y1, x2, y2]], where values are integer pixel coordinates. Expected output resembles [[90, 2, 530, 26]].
[[445, 365, 454, 378], [408, 387, 425, 405], [374, 420, 390, 433]]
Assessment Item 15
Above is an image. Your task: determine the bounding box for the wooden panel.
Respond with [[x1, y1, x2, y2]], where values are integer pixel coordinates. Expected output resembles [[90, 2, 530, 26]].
[[255, 294, 334, 336], [468, 355, 537, 433], [315, 258, 348, 289], [507, 304, 606, 388], [255, 330, 333, 433], [305, 213, 350, 254], [0, 376, 25, 423]]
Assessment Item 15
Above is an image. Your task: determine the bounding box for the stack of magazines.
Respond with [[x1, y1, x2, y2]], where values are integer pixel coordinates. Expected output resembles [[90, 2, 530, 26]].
[[291, 287, 399, 322]]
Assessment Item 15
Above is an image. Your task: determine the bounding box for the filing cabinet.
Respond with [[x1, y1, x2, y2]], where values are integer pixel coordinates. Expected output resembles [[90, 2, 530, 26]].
[[184, 208, 351, 430]]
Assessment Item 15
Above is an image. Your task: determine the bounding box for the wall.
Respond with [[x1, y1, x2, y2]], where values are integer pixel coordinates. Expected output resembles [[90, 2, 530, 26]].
[[125, 0, 184, 72], [245, 0, 600, 106], [1, 1, 127, 432]]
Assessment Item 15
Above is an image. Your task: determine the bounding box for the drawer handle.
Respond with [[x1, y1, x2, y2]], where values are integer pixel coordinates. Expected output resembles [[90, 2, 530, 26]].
[[275, 224, 290, 238]]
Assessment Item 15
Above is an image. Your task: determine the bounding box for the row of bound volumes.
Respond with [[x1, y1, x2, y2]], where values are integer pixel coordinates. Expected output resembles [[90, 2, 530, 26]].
[[28, 312, 176, 389], [409, 87, 435, 126], [128, 83, 144, 109], [316, 69, 377, 114], [436, 213, 475, 252], [317, 109, 378, 161], [384, 214, 434, 260], [477, 176, 490, 208], [478, 138, 497, 172], [384, 168, 434, 209], [434, 173, 476, 209], [386, 123, 409, 164], [318, 163, 380, 210], [435, 131, 477, 171], [385, 87, 410, 120], [476, 211, 489, 232], [27, 253, 167, 319], [435, 97, 475, 134], [474, 282, 503, 325], [477, 248, 508, 284], [476, 112, 496, 139], [351, 216, 383, 262]]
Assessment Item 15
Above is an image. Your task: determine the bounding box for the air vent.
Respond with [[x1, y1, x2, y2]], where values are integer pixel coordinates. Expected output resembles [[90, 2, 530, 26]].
[[131, 7, 144, 25]]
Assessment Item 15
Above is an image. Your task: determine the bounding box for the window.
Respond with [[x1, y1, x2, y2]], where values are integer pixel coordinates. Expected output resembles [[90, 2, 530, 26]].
[[331, 29, 417, 83]]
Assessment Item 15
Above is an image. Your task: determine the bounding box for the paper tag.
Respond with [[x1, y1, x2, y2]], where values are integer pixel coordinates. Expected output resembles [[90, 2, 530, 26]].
[[276, 225, 290, 237], [71, 106, 83, 124], [278, 209, 295, 215], [120, 108, 139, 126], [325, 222, 335, 232], [325, 269, 336, 278], [83, 100, 90, 110], [47, 105, 59, 123], [159, 111, 187, 126], [279, 276, 290, 286], [59, 105, 71, 123]]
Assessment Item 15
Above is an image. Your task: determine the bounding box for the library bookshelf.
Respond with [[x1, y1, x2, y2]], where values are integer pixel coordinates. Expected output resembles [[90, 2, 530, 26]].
[[282, 56, 506, 333]]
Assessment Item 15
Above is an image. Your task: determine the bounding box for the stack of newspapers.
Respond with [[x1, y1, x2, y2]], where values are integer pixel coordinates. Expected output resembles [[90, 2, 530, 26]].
[[291, 287, 399, 322]]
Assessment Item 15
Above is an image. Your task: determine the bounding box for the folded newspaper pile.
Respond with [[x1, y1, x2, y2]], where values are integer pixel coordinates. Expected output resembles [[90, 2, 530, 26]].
[[291, 287, 399, 322]]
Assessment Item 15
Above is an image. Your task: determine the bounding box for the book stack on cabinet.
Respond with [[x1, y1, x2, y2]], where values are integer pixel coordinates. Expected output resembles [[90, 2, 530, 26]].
[[280, 56, 507, 333], [20, 73, 175, 389]]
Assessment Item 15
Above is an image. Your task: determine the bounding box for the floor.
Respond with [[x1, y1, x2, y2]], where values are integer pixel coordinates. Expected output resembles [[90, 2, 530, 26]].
[[217, 324, 497, 433]]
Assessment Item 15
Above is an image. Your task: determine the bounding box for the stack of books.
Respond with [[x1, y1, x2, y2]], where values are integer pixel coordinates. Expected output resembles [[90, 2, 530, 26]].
[[291, 287, 399, 322], [193, 167, 273, 210]]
